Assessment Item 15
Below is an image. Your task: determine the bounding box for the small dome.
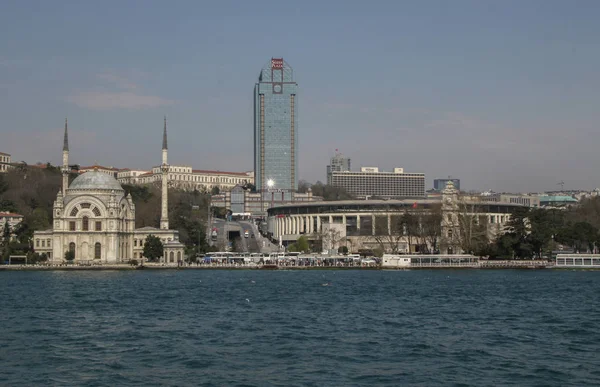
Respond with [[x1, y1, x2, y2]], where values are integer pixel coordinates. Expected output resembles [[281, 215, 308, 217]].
[[69, 171, 123, 191]]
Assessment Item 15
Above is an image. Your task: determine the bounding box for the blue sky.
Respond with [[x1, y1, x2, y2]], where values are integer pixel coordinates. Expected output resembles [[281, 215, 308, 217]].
[[1, 0, 599, 192]]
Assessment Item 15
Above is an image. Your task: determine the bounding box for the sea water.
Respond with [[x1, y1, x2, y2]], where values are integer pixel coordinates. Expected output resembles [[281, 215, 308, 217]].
[[1, 270, 599, 386]]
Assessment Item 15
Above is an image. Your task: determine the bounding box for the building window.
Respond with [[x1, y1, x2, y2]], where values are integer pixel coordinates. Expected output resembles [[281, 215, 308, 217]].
[[94, 243, 101, 259], [47, 239, 51, 247], [69, 221, 76, 231], [95, 221, 101, 231], [42, 240, 45, 247], [70, 207, 79, 216], [448, 229, 453, 239], [93, 207, 101, 217], [82, 216, 89, 231], [169, 251, 174, 263], [134, 239, 137, 247], [36, 240, 40, 247], [69, 242, 76, 254]]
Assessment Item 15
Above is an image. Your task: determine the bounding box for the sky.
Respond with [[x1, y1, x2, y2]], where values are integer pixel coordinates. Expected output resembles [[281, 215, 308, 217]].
[[1, 0, 599, 193]]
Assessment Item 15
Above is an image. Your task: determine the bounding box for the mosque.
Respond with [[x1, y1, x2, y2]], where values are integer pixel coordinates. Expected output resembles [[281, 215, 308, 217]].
[[33, 119, 185, 264]]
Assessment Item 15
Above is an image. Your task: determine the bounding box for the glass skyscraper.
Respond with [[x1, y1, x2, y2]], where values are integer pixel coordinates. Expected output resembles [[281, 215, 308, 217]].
[[254, 58, 298, 195]]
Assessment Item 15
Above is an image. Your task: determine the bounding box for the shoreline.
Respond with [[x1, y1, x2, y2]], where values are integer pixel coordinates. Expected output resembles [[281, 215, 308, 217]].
[[1, 264, 595, 271]]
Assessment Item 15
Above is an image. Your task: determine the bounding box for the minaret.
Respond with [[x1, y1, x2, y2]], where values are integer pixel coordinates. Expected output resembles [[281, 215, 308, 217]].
[[160, 116, 170, 229], [61, 118, 69, 195]]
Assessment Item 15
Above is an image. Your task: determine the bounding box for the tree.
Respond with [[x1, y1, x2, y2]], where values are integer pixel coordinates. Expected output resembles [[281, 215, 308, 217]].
[[371, 212, 415, 254], [558, 222, 598, 253], [64, 250, 75, 262], [288, 235, 309, 252], [1, 222, 10, 257], [421, 206, 443, 254], [338, 246, 349, 255], [527, 208, 563, 258], [494, 207, 533, 259], [143, 235, 164, 262], [211, 186, 220, 195], [297, 180, 311, 194], [309, 181, 354, 201]]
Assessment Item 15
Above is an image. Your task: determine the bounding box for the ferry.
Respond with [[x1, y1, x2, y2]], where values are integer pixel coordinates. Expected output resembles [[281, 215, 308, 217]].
[[382, 254, 479, 268], [554, 254, 600, 269]]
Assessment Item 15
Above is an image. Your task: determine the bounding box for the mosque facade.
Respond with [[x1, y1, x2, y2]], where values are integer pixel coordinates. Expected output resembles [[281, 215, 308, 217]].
[[33, 119, 185, 264]]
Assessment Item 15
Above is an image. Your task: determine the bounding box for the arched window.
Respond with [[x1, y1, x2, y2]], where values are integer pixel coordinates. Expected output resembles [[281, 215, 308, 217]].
[[92, 207, 101, 217], [69, 242, 76, 253], [70, 207, 79, 216], [94, 243, 101, 259], [177, 251, 182, 262], [82, 216, 89, 231], [169, 251, 174, 263]]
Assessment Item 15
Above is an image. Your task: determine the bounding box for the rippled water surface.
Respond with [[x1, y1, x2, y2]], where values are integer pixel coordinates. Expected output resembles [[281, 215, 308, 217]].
[[1, 269, 600, 386]]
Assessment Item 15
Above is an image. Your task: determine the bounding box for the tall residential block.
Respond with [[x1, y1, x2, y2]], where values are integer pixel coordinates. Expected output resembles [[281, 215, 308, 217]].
[[254, 58, 298, 195]]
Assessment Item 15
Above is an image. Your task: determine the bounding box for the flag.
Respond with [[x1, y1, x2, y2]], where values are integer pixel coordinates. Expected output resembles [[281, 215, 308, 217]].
[[412, 202, 418, 209]]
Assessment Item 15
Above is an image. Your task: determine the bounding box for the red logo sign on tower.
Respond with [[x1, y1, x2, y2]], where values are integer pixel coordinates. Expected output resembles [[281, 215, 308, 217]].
[[271, 58, 283, 69]]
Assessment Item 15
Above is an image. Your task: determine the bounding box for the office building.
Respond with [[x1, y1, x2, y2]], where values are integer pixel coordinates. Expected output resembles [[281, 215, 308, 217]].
[[330, 167, 425, 198], [434, 178, 460, 191], [254, 58, 298, 195], [326, 151, 351, 185]]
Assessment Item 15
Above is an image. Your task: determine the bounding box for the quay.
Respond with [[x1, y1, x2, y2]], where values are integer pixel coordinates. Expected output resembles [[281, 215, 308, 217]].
[[3, 254, 600, 271]]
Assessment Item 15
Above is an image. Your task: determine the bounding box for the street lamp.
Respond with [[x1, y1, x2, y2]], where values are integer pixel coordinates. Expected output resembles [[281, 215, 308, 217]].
[[267, 179, 275, 208]]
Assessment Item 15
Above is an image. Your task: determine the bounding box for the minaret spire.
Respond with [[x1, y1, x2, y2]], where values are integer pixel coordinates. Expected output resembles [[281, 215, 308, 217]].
[[160, 116, 169, 230], [63, 117, 69, 151], [162, 115, 168, 150], [61, 118, 70, 195]]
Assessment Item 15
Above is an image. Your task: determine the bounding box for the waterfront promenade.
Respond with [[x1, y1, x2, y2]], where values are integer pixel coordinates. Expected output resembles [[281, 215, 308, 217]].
[[0, 260, 559, 271]]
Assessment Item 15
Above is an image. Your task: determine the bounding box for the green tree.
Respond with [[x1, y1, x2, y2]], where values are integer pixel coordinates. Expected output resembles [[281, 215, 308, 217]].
[[0, 175, 8, 195], [122, 184, 153, 203], [0, 199, 18, 213], [527, 208, 563, 258], [338, 245, 349, 255], [309, 181, 354, 201], [558, 222, 598, 253], [64, 250, 75, 262], [211, 186, 220, 195], [143, 235, 164, 262], [30, 208, 50, 231], [495, 207, 533, 259], [295, 235, 309, 252], [287, 236, 310, 253]]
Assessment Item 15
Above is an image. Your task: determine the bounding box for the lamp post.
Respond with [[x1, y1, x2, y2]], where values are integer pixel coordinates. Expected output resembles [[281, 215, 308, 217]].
[[267, 179, 275, 209]]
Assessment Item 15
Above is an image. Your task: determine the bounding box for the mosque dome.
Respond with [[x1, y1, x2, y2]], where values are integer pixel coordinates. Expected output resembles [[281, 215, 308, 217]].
[[69, 170, 123, 191]]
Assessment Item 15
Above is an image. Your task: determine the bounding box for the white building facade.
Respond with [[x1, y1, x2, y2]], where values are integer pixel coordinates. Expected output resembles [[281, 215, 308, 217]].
[[33, 119, 184, 264], [120, 166, 253, 192], [0, 152, 11, 173]]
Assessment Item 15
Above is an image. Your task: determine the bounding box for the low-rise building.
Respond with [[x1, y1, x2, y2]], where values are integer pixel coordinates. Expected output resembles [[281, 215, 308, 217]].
[[468, 193, 541, 208], [116, 169, 151, 185], [0, 211, 24, 240], [121, 165, 254, 192], [0, 152, 11, 173], [79, 165, 122, 179]]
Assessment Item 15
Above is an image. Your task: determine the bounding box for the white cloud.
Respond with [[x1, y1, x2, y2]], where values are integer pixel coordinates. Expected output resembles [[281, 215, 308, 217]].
[[96, 73, 138, 90], [67, 91, 175, 110]]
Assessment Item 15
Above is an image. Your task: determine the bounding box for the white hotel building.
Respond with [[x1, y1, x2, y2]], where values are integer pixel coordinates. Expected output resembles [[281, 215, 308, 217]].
[[117, 166, 253, 192]]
